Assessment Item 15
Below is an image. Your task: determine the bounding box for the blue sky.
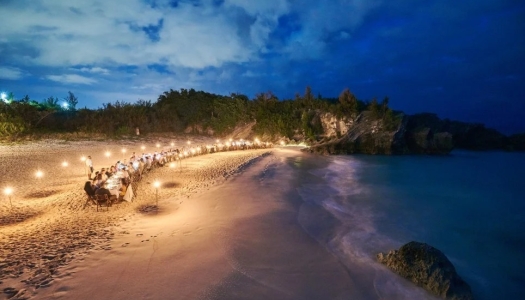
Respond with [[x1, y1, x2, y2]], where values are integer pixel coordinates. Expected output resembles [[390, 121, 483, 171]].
[[0, 0, 524, 134]]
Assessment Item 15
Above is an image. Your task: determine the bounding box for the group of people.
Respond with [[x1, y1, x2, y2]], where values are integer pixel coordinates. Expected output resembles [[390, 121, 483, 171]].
[[84, 156, 131, 203], [82, 140, 274, 207]]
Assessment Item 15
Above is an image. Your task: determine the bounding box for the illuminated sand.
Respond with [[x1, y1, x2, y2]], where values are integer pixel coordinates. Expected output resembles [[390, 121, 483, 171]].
[[0, 138, 273, 299], [1, 140, 363, 299], [31, 147, 360, 300]]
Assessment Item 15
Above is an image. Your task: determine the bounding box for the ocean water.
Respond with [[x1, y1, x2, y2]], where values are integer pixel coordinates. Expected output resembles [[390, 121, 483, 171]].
[[292, 150, 525, 299]]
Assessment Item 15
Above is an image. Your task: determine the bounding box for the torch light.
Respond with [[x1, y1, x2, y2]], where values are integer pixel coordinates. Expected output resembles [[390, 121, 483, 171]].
[[169, 162, 176, 181], [4, 187, 13, 208], [153, 180, 161, 206]]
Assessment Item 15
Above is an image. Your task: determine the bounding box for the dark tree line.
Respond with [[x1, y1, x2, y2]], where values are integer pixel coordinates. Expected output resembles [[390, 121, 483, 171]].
[[0, 87, 401, 139]]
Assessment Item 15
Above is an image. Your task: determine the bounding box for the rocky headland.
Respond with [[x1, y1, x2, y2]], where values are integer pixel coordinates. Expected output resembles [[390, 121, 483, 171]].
[[304, 111, 523, 155]]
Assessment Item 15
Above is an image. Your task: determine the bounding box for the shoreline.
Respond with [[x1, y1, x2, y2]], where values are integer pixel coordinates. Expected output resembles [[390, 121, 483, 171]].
[[35, 147, 357, 300], [0, 138, 273, 299]]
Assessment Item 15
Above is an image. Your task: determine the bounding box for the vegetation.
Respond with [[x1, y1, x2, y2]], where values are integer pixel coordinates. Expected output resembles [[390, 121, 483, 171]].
[[0, 87, 400, 141]]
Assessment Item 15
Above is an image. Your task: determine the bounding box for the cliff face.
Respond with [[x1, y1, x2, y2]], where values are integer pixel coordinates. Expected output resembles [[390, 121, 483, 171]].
[[318, 113, 355, 137], [187, 110, 517, 155], [406, 113, 509, 150], [307, 112, 453, 155]]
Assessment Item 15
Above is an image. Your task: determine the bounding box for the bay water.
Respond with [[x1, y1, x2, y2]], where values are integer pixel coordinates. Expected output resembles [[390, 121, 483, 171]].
[[290, 150, 525, 299]]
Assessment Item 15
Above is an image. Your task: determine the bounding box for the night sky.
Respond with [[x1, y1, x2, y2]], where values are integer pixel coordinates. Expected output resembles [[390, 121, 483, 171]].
[[1, 0, 524, 134]]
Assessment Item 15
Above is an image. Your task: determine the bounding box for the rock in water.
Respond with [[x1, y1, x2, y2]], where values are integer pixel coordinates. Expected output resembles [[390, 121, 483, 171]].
[[377, 241, 474, 300]]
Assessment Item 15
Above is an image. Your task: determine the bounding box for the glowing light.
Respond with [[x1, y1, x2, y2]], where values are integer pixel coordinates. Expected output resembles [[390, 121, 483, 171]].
[[62, 102, 69, 110], [105, 151, 111, 158], [0, 92, 11, 104], [191, 149, 196, 154], [156, 143, 160, 148], [141, 145, 146, 150], [280, 141, 285, 146], [229, 138, 232, 142], [153, 181, 161, 188], [216, 139, 220, 143], [35, 170, 43, 178], [170, 142, 175, 147], [122, 148, 127, 154], [169, 162, 175, 168], [80, 156, 86, 162], [4, 187, 12, 196], [62, 161, 69, 167], [187, 141, 191, 145]]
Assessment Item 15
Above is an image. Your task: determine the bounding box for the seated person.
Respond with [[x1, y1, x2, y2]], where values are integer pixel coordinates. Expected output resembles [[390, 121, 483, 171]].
[[132, 160, 140, 172], [145, 156, 152, 171], [84, 181, 96, 197], [93, 173, 105, 189], [100, 168, 109, 181], [107, 165, 117, 178], [121, 167, 130, 185], [119, 178, 128, 199], [95, 186, 117, 202]]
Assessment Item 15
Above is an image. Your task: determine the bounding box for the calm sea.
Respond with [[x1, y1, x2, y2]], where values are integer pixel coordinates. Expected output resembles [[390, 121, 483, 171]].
[[292, 150, 525, 299]]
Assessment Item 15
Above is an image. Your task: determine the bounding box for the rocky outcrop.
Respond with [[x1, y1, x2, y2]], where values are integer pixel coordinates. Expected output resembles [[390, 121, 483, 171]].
[[405, 128, 454, 154], [377, 241, 474, 300], [509, 133, 525, 151], [453, 125, 507, 150], [307, 112, 409, 155], [406, 113, 511, 150], [318, 112, 355, 138]]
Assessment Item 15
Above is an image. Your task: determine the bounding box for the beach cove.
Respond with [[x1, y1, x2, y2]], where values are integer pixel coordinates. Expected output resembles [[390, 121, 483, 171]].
[[1, 140, 524, 299], [0, 140, 431, 300]]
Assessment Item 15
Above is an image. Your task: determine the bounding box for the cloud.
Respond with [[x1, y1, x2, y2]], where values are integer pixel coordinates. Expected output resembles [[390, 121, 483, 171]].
[[0, 66, 24, 80], [78, 67, 110, 74], [46, 74, 97, 85], [0, 0, 254, 70], [283, 0, 382, 59], [224, 0, 290, 49]]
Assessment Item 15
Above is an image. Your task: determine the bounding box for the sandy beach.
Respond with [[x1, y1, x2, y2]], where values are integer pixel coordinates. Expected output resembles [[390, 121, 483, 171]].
[[0, 138, 358, 299]]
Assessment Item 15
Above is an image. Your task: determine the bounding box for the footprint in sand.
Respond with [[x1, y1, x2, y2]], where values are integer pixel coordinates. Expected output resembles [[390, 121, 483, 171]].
[[121, 243, 130, 247], [141, 239, 150, 242], [136, 233, 143, 237]]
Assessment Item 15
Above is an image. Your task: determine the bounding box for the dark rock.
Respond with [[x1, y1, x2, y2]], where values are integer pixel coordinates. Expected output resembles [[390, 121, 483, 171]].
[[406, 128, 454, 154], [377, 241, 473, 300], [508, 133, 525, 151], [453, 125, 507, 150], [406, 113, 511, 151]]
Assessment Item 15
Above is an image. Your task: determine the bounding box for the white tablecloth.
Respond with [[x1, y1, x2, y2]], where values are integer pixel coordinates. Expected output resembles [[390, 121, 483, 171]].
[[104, 170, 133, 202]]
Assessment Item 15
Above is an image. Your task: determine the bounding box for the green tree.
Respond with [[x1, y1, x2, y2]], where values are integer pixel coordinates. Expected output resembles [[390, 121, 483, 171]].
[[338, 88, 358, 116], [368, 98, 380, 118], [64, 91, 78, 110]]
